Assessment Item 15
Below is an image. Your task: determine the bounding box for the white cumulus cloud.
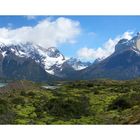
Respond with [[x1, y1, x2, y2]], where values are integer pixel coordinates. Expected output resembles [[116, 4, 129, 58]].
[[77, 31, 133, 61], [0, 17, 81, 48]]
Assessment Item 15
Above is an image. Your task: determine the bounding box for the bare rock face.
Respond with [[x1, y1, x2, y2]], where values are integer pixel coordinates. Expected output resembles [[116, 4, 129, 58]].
[[115, 39, 129, 53]]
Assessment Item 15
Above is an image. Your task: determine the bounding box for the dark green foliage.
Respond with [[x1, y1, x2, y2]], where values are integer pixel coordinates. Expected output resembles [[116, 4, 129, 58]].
[[0, 99, 9, 114], [108, 97, 131, 110], [46, 95, 90, 119], [86, 83, 93, 87], [11, 97, 25, 105], [20, 90, 26, 96], [0, 99, 15, 124], [94, 89, 100, 94]]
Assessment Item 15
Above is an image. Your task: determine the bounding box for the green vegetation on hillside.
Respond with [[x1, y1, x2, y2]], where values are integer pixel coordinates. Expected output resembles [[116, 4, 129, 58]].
[[0, 79, 140, 124]]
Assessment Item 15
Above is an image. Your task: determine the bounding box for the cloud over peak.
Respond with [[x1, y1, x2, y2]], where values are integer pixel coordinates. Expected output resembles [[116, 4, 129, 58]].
[[77, 31, 133, 61]]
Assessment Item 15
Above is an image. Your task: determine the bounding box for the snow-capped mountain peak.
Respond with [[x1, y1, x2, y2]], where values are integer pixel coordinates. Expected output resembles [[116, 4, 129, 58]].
[[46, 47, 65, 59], [0, 42, 66, 74], [66, 57, 91, 70], [0, 41, 91, 77], [115, 32, 140, 55]]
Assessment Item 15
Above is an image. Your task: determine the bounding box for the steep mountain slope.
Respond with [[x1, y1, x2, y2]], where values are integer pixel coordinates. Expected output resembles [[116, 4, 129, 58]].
[[79, 33, 140, 80]]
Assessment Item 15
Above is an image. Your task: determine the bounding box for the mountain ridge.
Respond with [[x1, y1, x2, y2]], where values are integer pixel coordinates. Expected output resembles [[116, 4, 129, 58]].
[[0, 41, 91, 81], [1, 33, 140, 81]]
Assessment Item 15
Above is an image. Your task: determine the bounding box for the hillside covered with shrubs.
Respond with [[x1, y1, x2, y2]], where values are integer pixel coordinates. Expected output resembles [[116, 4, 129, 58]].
[[0, 79, 140, 124]]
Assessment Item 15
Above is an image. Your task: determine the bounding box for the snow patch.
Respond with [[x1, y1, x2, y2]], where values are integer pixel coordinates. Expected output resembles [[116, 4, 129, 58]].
[[46, 69, 55, 75]]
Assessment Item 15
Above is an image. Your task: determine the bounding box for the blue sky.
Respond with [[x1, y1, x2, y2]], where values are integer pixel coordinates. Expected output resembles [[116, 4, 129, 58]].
[[0, 16, 140, 61]]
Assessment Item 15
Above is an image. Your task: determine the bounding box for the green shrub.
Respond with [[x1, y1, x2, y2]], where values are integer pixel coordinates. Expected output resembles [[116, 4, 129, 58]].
[[12, 97, 25, 105], [108, 97, 131, 110], [20, 90, 26, 96], [0, 99, 9, 114], [46, 95, 90, 119], [0, 99, 15, 124]]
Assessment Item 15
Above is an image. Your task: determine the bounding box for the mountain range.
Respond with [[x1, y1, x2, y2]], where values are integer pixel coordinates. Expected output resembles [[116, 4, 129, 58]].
[[0, 41, 91, 81], [1, 32, 140, 81]]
